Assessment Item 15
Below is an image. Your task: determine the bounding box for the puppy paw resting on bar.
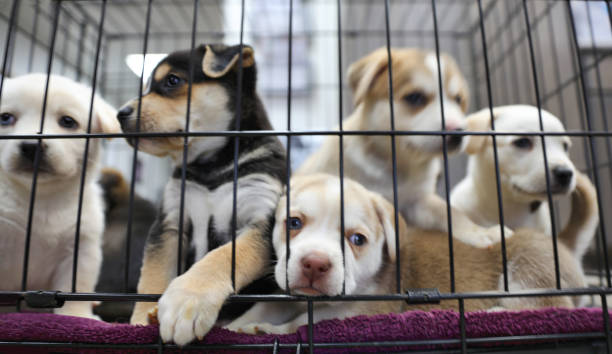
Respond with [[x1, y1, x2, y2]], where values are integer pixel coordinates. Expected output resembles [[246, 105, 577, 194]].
[[116, 44, 286, 345], [225, 174, 587, 335], [451, 105, 599, 261], [0, 74, 120, 319], [297, 47, 509, 248]]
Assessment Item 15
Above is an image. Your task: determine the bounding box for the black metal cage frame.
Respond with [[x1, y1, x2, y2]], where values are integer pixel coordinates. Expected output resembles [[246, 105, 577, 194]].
[[1, 0, 612, 352]]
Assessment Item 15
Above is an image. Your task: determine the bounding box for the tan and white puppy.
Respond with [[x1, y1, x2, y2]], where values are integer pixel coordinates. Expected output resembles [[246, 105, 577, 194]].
[[451, 105, 598, 260], [298, 47, 505, 247], [226, 174, 587, 334], [225, 174, 403, 334], [0, 73, 120, 319]]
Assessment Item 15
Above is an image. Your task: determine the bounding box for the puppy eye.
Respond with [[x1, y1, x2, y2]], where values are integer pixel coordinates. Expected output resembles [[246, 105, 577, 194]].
[[0, 113, 16, 126], [454, 95, 462, 105], [288, 217, 303, 230], [563, 142, 570, 152], [58, 116, 79, 129], [512, 137, 533, 150], [403, 92, 427, 107], [348, 233, 367, 246], [165, 74, 182, 87]]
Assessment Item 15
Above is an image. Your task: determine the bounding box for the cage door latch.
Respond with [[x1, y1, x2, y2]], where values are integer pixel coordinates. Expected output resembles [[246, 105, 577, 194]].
[[404, 288, 441, 304], [24, 291, 65, 308]]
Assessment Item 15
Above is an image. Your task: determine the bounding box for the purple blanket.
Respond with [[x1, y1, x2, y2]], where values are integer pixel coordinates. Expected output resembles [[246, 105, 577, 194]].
[[0, 308, 607, 353]]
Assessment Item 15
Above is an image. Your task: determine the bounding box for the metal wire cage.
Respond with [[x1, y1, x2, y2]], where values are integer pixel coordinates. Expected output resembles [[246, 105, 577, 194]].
[[0, 0, 612, 352]]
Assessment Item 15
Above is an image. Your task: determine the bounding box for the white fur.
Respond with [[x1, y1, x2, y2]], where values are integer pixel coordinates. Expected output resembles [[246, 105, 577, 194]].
[[0, 74, 119, 319], [452, 105, 576, 240]]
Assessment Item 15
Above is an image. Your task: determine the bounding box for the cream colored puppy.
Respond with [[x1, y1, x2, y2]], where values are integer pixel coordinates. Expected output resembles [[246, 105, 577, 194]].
[[451, 105, 598, 260], [0, 74, 120, 319], [226, 174, 586, 334], [225, 174, 402, 334], [298, 48, 505, 248]]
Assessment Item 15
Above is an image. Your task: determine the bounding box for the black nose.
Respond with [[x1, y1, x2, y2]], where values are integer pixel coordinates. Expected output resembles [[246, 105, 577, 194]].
[[117, 106, 134, 122], [553, 166, 573, 187], [446, 128, 464, 150], [20, 142, 43, 163]]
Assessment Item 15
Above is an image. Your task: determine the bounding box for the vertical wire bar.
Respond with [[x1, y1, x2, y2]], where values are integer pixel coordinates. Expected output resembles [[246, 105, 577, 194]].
[[176, 0, 199, 278], [70, 0, 106, 293], [459, 298, 467, 354], [125, 0, 153, 290], [272, 338, 279, 354], [60, 12, 68, 76], [504, 0, 521, 103], [231, 0, 246, 291], [75, 22, 86, 81], [336, 0, 346, 295], [0, 0, 19, 104], [602, 294, 611, 353], [477, 0, 509, 292], [285, 0, 293, 294], [20, 0, 60, 298], [307, 300, 314, 354], [566, 1, 611, 287], [383, 0, 402, 294], [27, 0, 39, 73], [522, 0, 561, 289], [431, 0, 456, 294]]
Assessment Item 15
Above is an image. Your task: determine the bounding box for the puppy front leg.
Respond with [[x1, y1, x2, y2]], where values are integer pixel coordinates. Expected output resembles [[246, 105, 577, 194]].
[[131, 230, 179, 325], [157, 225, 270, 346], [413, 194, 511, 248], [225, 301, 305, 332], [52, 236, 102, 320]]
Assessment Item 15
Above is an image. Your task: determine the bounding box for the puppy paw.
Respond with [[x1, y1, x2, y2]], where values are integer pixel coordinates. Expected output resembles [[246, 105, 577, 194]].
[[131, 302, 157, 325], [55, 302, 101, 321], [158, 274, 227, 346], [462, 225, 514, 248]]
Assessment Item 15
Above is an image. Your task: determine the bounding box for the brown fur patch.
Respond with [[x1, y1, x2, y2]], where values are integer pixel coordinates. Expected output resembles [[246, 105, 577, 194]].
[[153, 63, 172, 82]]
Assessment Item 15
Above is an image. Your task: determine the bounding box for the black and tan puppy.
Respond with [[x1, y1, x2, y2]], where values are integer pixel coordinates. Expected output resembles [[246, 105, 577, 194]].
[[116, 44, 286, 344]]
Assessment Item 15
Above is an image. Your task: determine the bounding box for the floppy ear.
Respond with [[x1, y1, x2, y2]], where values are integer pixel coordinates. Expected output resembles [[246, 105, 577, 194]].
[[347, 48, 390, 105], [94, 96, 120, 134], [202, 44, 255, 78], [463, 108, 495, 154], [370, 192, 408, 263]]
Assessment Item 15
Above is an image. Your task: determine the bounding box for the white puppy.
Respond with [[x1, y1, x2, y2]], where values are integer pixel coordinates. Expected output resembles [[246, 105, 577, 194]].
[[0, 74, 120, 319], [298, 47, 505, 248], [451, 105, 598, 260]]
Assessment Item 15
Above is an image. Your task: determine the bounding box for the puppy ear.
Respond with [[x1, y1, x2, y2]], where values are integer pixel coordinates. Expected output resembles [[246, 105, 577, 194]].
[[463, 108, 495, 154], [347, 48, 390, 105], [202, 44, 255, 78], [94, 96, 121, 134], [370, 192, 407, 263]]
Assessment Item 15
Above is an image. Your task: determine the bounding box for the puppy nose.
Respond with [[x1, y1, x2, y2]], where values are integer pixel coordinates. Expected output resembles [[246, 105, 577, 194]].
[[20, 142, 43, 162], [552, 166, 573, 187], [117, 106, 133, 122], [446, 127, 464, 150], [301, 253, 331, 282]]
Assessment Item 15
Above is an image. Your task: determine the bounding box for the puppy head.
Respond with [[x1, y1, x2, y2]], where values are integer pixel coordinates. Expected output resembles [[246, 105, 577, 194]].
[[272, 174, 404, 296], [464, 105, 575, 201], [0, 74, 119, 185], [347, 47, 469, 156], [116, 44, 256, 159]]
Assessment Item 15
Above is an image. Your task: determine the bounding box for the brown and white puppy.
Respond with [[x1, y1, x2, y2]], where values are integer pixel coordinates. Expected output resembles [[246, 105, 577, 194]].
[[225, 174, 403, 334], [297, 48, 505, 248], [117, 44, 286, 345], [227, 174, 587, 334], [0, 73, 120, 319], [451, 105, 599, 261]]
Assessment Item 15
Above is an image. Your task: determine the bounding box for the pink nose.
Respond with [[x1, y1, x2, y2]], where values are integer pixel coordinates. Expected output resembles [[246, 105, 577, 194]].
[[301, 253, 331, 282], [444, 120, 463, 131]]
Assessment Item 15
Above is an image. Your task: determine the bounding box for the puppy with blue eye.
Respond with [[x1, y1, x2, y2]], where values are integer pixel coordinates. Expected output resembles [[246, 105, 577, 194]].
[[225, 174, 404, 334], [0, 74, 120, 319], [451, 105, 599, 261]]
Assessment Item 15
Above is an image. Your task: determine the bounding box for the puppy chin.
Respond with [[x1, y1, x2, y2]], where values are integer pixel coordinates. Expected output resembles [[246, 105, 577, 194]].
[[403, 136, 461, 156]]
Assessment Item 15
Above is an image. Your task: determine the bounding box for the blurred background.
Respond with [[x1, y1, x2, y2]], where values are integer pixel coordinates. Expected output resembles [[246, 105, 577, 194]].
[[0, 0, 611, 273]]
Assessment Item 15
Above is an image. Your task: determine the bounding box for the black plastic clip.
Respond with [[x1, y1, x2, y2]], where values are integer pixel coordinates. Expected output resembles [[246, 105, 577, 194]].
[[404, 288, 441, 304], [24, 291, 65, 308]]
